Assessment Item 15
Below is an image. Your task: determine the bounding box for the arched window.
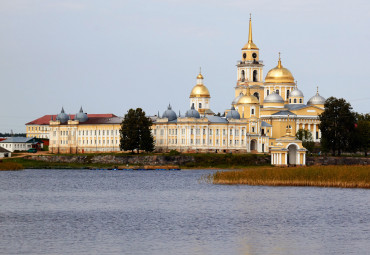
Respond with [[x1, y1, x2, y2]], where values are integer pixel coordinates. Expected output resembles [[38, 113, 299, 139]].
[[289, 99, 291, 103], [294, 98, 297, 103], [253, 92, 259, 100], [299, 98, 302, 103], [287, 90, 290, 98], [253, 70, 258, 82], [251, 108, 255, 115], [241, 70, 245, 81], [276, 89, 279, 95], [267, 89, 270, 96], [199, 103, 202, 109]]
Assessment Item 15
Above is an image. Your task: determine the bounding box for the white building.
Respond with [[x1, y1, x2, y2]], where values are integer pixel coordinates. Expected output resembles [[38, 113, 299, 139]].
[[0, 137, 41, 152]]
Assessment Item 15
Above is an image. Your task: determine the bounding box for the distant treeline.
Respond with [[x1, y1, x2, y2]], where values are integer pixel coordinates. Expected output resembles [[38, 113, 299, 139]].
[[0, 133, 26, 137]]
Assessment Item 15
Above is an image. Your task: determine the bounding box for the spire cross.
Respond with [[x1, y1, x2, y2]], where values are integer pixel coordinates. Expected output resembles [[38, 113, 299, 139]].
[[199, 67, 201, 74], [278, 52, 282, 68], [249, 13, 251, 20], [317, 86, 319, 94]]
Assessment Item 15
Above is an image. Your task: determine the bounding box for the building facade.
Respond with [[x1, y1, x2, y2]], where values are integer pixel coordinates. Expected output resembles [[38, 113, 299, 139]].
[[26, 17, 326, 166]]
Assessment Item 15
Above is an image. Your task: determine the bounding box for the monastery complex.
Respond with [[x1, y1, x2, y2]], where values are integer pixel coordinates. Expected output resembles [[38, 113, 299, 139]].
[[25, 18, 326, 166]]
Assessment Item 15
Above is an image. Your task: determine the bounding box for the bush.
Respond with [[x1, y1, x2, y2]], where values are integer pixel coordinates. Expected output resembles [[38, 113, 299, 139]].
[[168, 150, 181, 156]]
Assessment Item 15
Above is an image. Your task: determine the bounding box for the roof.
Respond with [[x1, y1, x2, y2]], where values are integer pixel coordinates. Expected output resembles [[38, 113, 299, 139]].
[[261, 121, 272, 127], [0, 147, 11, 153], [0, 137, 36, 143], [272, 111, 296, 116], [285, 104, 307, 110], [206, 115, 228, 123], [26, 114, 117, 125], [78, 117, 123, 125]]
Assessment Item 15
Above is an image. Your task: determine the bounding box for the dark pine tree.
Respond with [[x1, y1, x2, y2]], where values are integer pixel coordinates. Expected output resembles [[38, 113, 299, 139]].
[[120, 108, 154, 153], [319, 97, 356, 156]]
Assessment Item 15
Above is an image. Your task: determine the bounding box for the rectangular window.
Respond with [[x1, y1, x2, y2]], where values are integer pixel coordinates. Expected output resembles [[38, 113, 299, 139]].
[[191, 129, 194, 135], [216, 129, 219, 135], [223, 129, 226, 136], [203, 129, 206, 135], [230, 129, 233, 136], [252, 127, 255, 133]]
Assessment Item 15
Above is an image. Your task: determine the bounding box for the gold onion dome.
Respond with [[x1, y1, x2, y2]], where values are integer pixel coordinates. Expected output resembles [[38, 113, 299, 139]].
[[190, 71, 210, 98], [237, 87, 259, 104], [242, 15, 258, 50], [265, 54, 295, 84]]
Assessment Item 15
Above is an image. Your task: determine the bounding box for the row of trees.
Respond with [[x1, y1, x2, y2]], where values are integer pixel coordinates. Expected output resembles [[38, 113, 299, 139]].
[[296, 97, 370, 156]]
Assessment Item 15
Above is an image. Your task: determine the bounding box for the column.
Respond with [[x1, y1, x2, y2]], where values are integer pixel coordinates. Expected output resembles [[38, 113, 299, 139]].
[[285, 153, 288, 165], [296, 152, 300, 165], [313, 124, 317, 142], [303, 153, 306, 165]]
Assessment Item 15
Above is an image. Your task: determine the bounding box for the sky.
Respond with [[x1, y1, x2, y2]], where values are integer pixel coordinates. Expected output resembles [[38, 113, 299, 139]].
[[0, 0, 369, 133]]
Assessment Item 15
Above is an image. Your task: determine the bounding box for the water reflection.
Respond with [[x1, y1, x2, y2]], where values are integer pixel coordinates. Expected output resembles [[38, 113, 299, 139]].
[[0, 169, 369, 255]]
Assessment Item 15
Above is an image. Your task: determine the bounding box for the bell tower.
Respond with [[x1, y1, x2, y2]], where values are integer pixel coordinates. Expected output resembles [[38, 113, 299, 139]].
[[235, 15, 265, 104]]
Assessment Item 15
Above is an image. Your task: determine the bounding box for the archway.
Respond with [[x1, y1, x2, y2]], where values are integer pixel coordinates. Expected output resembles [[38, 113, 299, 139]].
[[253, 70, 258, 82], [253, 92, 259, 100], [287, 144, 298, 165], [250, 139, 257, 151]]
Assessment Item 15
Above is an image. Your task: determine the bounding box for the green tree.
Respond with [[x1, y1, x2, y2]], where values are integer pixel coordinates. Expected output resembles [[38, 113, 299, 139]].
[[355, 113, 370, 156], [295, 129, 315, 152], [319, 97, 356, 156], [120, 108, 154, 153]]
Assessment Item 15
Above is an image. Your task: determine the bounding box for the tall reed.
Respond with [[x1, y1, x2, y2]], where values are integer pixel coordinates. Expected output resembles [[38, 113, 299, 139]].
[[0, 162, 24, 171], [210, 165, 370, 189]]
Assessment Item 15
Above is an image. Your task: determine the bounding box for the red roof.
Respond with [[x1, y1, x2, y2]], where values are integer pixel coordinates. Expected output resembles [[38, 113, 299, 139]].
[[26, 114, 117, 125]]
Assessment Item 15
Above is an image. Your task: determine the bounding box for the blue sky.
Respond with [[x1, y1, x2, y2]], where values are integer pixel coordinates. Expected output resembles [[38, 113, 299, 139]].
[[1, 0, 369, 132]]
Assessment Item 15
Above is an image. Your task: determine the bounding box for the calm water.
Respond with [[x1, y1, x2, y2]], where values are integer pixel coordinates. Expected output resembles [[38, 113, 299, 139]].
[[0, 169, 369, 255]]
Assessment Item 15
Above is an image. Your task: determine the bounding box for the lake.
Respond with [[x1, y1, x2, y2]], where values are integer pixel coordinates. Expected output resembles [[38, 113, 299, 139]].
[[0, 169, 369, 255]]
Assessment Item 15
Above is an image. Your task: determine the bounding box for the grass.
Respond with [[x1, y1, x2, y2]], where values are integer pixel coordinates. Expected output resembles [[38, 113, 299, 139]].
[[209, 165, 370, 189], [183, 153, 270, 169], [0, 161, 24, 171]]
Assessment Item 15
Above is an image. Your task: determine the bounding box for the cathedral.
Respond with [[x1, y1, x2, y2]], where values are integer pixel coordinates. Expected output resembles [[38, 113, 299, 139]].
[[26, 17, 326, 166], [152, 17, 325, 165]]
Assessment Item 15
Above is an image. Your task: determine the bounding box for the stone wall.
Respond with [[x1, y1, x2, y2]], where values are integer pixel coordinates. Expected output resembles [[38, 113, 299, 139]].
[[29, 155, 195, 166], [306, 156, 369, 166]]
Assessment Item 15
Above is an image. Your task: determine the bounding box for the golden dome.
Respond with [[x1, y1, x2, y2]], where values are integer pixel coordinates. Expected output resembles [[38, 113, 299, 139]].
[[237, 87, 259, 104], [265, 54, 295, 84], [197, 73, 203, 79], [190, 85, 210, 98]]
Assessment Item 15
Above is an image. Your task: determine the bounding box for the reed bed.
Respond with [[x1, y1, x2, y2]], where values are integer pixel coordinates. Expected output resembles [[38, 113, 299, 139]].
[[0, 162, 24, 171], [210, 165, 370, 189]]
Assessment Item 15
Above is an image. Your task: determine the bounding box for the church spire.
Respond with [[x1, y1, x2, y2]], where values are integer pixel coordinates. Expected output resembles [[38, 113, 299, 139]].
[[278, 52, 282, 68], [248, 13, 253, 44], [242, 14, 258, 50]]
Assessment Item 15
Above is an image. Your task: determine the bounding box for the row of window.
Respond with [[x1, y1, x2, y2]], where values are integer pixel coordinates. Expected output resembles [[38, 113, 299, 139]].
[[58, 140, 120, 145], [157, 127, 259, 136], [162, 139, 248, 146], [54, 130, 119, 137], [28, 126, 49, 131]]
